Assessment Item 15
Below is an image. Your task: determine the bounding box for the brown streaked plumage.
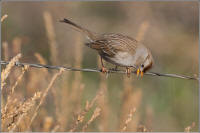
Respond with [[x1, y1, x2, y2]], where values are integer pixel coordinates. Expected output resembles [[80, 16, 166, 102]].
[[60, 18, 153, 76]]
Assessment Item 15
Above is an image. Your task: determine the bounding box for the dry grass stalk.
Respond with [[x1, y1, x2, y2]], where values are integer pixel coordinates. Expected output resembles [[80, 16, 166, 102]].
[[50, 88, 60, 131], [1, 14, 8, 22], [136, 21, 149, 41], [184, 122, 195, 132], [120, 89, 142, 131], [34, 53, 47, 65], [34, 52, 49, 75], [3, 65, 29, 120], [43, 11, 58, 64], [121, 108, 136, 132], [65, 33, 84, 131], [97, 57, 109, 131], [49, 42, 81, 130], [1, 92, 41, 131], [10, 65, 29, 94], [24, 53, 49, 96], [1, 98, 19, 130], [67, 34, 84, 131], [1, 53, 22, 89], [43, 12, 62, 130], [2, 98, 17, 121], [69, 90, 103, 132], [10, 113, 25, 131], [82, 107, 101, 131], [71, 34, 83, 106], [28, 68, 65, 129], [120, 74, 134, 129], [145, 105, 153, 130], [2, 41, 9, 61], [97, 89, 109, 131], [55, 73, 70, 131], [12, 37, 22, 55], [9, 92, 41, 131]]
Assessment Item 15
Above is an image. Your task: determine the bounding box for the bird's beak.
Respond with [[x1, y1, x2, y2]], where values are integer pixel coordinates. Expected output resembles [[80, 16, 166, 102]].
[[141, 71, 143, 77], [137, 68, 143, 77]]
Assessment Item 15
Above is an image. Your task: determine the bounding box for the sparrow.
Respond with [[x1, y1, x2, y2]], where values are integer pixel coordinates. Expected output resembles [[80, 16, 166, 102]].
[[60, 18, 153, 77]]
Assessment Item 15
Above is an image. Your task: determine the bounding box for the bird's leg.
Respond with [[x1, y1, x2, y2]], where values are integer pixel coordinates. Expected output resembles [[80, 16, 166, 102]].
[[109, 65, 118, 71], [126, 67, 131, 78], [100, 57, 108, 73], [141, 71, 143, 77]]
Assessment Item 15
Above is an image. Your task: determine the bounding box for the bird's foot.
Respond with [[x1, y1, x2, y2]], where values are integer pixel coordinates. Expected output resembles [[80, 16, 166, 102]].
[[101, 66, 108, 73], [136, 69, 143, 77]]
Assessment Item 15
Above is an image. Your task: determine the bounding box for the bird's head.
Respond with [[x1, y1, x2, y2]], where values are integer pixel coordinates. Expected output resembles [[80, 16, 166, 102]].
[[137, 53, 153, 76]]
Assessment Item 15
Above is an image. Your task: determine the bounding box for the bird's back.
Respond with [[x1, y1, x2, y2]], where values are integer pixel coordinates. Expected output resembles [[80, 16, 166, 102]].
[[86, 33, 141, 56]]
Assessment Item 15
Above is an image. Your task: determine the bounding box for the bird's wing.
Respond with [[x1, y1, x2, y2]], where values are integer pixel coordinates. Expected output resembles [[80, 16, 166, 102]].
[[86, 33, 138, 57]]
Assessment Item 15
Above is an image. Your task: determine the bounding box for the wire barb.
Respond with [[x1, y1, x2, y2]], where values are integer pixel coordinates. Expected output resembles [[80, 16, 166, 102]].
[[1, 60, 199, 81]]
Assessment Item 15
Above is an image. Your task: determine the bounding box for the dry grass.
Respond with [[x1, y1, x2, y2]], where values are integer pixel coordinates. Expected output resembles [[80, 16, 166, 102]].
[[1, 37, 197, 132], [97, 53, 110, 131], [43, 11, 59, 65], [1, 52, 150, 132], [121, 108, 136, 132], [1, 53, 22, 89], [1, 47, 147, 132], [70, 34, 84, 113], [9, 92, 41, 131], [1, 52, 65, 131], [69, 89, 103, 132], [82, 107, 101, 131], [12, 37, 22, 56], [136, 21, 150, 41], [2, 42, 9, 61], [1, 91, 41, 131], [34, 52, 49, 75], [28, 68, 65, 129], [10, 65, 29, 94]]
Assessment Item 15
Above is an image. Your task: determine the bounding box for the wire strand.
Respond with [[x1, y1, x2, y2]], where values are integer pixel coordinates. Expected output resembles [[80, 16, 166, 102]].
[[1, 60, 199, 81]]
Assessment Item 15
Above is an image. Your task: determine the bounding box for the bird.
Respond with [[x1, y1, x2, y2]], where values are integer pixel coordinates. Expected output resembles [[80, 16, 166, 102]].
[[60, 18, 153, 77]]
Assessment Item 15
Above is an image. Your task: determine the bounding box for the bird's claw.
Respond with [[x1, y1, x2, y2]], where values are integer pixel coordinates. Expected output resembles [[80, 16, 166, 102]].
[[101, 67, 108, 73]]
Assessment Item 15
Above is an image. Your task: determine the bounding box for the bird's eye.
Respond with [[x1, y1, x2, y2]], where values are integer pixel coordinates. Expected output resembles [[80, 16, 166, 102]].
[[141, 64, 144, 67]]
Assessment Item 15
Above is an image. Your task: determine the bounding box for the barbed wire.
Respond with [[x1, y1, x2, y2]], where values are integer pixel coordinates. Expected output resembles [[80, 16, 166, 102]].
[[1, 60, 199, 81]]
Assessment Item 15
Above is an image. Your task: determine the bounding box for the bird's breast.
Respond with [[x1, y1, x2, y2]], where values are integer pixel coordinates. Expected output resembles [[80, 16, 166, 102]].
[[101, 45, 149, 67], [113, 52, 136, 66], [101, 51, 136, 67]]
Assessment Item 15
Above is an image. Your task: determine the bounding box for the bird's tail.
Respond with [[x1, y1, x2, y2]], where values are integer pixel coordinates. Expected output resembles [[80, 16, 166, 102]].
[[60, 18, 96, 41]]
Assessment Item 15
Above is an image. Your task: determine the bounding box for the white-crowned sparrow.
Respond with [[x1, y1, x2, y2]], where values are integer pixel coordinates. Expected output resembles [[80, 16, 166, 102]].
[[60, 18, 153, 77]]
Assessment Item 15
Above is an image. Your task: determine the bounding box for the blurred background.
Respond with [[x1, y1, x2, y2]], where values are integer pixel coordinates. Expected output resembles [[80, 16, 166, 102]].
[[1, 1, 199, 132]]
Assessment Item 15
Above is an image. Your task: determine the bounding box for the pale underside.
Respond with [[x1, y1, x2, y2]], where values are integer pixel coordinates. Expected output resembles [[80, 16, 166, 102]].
[[101, 45, 149, 68]]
